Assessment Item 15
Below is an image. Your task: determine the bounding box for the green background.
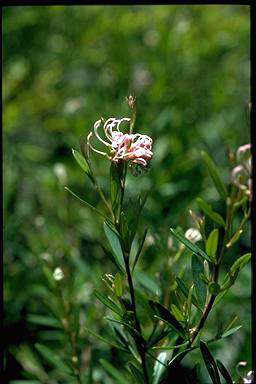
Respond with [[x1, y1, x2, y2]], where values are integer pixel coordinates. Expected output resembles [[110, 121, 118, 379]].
[[3, 5, 251, 383]]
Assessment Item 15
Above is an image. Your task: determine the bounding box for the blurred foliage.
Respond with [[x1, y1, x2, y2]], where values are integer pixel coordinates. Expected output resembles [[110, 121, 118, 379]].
[[3, 5, 250, 383]]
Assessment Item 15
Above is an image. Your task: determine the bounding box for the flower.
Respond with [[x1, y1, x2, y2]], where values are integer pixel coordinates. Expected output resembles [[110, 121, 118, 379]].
[[185, 228, 202, 243], [231, 143, 252, 200], [87, 117, 153, 170]]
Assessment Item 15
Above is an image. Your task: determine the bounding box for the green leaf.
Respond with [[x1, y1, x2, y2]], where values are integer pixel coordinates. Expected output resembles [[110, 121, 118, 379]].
[[132, 229, 148, 273], [170, 228, 212, 263], [128, 362, 144, 384], [222, 325, 242, 338], [208, 282, 221, 296], [223, 315, 238, 333], [100, 358, 130, 384], [72, 148, 90, 174], [65, 187, 107, 219], [94, 289, 122, 316], [135, 270, 160, 295], [114, 272, 123, 297], [102, 246, 125, 274], [110, 162, 122, 216], [152, 352, 167, 384], [27, 314, 62, 328], [171, 304, 185, 322], [226, 229, 243, 248], [230, 253, 251, 274], [120, 211, 130, 250], [175, 277, 202, 312], [192, 254, 206, 309], [206, 229, 219, 263], [216, 360, 233, 384], [201, 150, 228, 201], [104, 222, 125, 271], [196, 198, 225, 227], [152, 341, 188, 351], [199, 340, 221, 384], [35, 343, 72, 374], [85, 328, 127, 351], [149, 300, 186, 339]]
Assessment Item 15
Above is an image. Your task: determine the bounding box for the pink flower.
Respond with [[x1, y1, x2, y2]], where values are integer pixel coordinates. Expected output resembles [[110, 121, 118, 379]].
[[87, 117, 153, 170]]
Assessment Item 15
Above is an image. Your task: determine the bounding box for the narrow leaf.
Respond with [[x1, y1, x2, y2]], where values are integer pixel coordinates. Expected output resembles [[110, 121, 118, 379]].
[[128, 363, 144, 384], [196, 198, 225, 227], [110, 162, 122, 215], [206, 229, 219, 263], [201, 150, 228, 201], [222, 325, 242, 338], [65, 187, 107, 219], [216, 360, 233, 384], [200, 340, 221, 384], [104, 222, 125, 271], [192, 254, 206, 309], [100, 359, 130, 384], [152, 342, 188, 351], [27, 315, 62, 328], [171, 304, 185, 322], [35, 343, 72, 374], [85, 328, 127, 351], [230, 253, 251, 274], [175, 277, 202, 313], [72, 148, 90, 174], [170, 228, 212, 263], [114, 272, 123, 297], [132, 229, 148, 273], [102, 246, 125, 274], [94, 289, 122, 316], [149, 300, 186, 339], [153, 352, 167, 384]]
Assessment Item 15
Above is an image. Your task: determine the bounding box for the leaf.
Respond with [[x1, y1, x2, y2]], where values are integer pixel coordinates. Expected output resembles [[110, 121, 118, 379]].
[[65, 187, 107, 219], [226, 229, 243, 248], [72, 148, 90, 174], [224, 315, 238, 333], [152, 352, 167, 384], [201, 150, 228, 201], [216, 360, 233, 384], [132, 229, 148, 273], [196, 198, 225, 227], [102, 246, 125, 274], [104, 222, 125, 271], [175, 277, 202, 313], [114, 272, 123, 297], [94, 289, 122, 316], [135, 270, 160, 295], [221, 325, 242, 338], [152, 341, 188, 351], [110, 162, 122, 216], [170, 228, 212, 263], [100, 358, 130, 384], [230, 253, 251, 274], [192, 254, 206, 309], [171, 304, 185, 322], [206, 229, 219, 263], [199, 340, 221, 384], [85, 328, 127, 351], [35, 343, 72, 374], [27, 315, 62, 328], [128, 362, 144, 384], [120, 211, 130, 250], [149, 300, 186, 339]]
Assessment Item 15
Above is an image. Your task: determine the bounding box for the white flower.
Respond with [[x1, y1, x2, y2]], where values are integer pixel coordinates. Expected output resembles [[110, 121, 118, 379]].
[[87, 118, 153, 169], [53, 267, 64, 281], [185, 228, 202, 243]]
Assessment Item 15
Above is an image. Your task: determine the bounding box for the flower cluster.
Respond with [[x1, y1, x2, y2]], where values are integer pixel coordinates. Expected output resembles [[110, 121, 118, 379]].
[[87, 117, 153, 169], [231, 144, 252, 200]]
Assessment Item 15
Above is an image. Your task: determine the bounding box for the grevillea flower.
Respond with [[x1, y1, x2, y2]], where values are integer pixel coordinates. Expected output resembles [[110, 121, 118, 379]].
[[231, 144, 252, 200], [185, 228, 202, 243], [87, 117, 153, 169]]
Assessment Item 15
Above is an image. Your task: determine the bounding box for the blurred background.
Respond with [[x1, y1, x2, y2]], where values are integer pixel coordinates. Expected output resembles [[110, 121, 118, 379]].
[[3, 5, 251, 383]]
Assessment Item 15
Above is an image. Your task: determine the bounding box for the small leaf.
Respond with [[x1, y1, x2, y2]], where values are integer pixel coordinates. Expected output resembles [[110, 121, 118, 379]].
[[201, 150, 228, 201], [152, 352, 167, 384], [152, 341, 188, 351], [114, 272, 123, 297], [104, 222, 125, 271], [27, 315, 62, 328], [149, 300, 186, 339], [216, 360, 233, 384], [132, 229, 148, 273], [170, 228, 212, 263], [85, 328, 127, 351], [171, 304, 185, 322], [120, 211, 130, 250], [230, 253, 251, 274], [94, 289, 122, 316], [72, 148, 90, 174], [65, 187, 107, 219], [100, 358, 130, 384], [208, 282, 221, 296], [224, 315, 238, 333], [222, 325, 242, 338], [187, 284, 194, 321], [35, 343, 72, 374], [206, 229, 219, 263], [110, 162, 122, 216], [175, 277, 202, 312], [196, 198, 225, 227], [192, 254, 206, 309], [200, 340, 221, 384], [102, 246, 125, 274], [135, 270, 160, 295], [226, 229, 243, 248]]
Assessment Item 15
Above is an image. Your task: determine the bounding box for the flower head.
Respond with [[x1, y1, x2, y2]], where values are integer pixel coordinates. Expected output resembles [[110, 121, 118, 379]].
[[87, 117, 153, 170]]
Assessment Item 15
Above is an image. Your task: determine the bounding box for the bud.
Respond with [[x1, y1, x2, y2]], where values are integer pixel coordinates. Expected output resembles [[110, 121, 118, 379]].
[[126, 94, 136, 110]]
